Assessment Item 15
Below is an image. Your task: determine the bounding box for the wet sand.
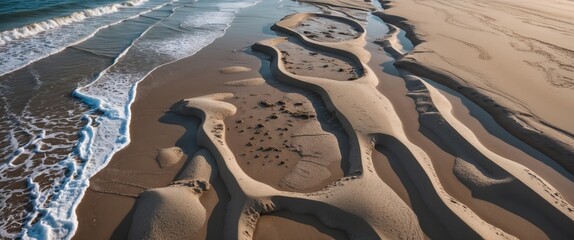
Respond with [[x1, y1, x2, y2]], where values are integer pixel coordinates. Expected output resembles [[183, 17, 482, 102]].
[[74, 0, 574, 239]]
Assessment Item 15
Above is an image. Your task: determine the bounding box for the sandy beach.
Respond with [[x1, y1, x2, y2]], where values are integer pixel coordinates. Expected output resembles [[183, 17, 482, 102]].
[[72, 0, 574, 239]]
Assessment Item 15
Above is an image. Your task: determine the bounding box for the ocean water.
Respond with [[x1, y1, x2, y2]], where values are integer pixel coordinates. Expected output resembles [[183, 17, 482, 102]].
[[0, 0, 259, 238]]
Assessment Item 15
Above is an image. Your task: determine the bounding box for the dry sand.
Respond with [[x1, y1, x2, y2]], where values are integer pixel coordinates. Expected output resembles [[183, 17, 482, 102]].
[[73, 0, 574, 239], [376, 0, 574, 173]]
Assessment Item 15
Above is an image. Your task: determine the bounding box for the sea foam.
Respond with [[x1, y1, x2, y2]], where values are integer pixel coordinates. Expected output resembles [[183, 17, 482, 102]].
[[0, 0, 161, 78], [0, 0, 148, 47], [15, 0, 260, 239]]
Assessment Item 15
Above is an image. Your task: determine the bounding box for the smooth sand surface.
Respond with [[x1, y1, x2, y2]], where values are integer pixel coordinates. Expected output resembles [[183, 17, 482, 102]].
[[156, 147, 184, 168], [253, 211, 347, 240], [219, 66, 252, 74], [377, 0, 574, 173], [73, 0, 574, 239], [223, 78, 265, 87]]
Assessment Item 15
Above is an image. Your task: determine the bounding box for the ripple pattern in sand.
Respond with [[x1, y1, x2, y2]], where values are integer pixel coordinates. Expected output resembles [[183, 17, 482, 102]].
[[124, 7, 574, 240]]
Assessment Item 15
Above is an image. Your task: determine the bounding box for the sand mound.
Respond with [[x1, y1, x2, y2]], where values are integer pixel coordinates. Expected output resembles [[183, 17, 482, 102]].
[[224, 78, 265, 87], [253, 12, 521, 238], [128, 186, 206, 240], [130, 149, 215, 240], [171, 93, 236, 117], [177, 148, 216, 182], [219, 66, 252, 74], [120, 3, 573, 239], [165, 93, 425, 239], [453, 157, 514, 188], [156, 147, 184, 168]]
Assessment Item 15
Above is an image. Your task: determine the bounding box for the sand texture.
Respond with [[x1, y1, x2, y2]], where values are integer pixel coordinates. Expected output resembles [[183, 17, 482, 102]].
[[74, 0, 574, 239], [156, 147, 184, 168], [220, 66, 252, 74], [377, 0, 574, 174]]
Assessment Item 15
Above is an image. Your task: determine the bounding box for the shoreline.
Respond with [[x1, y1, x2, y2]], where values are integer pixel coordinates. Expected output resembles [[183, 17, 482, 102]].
[[73, 1, 325, 239], [73, 0, 574, 239]]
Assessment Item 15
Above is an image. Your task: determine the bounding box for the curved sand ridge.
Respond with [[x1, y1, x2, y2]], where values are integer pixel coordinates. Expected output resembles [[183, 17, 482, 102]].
[[125, 9, 574, 240], [293, 13, 363, 42], [374, 23, 410, 58], [278, 41, 364, 81], [374, 0, 574, 174], [253, 12, 518, 239], [168, 93, 421, 239], [129, 148, 215, 239], [379, 8, 574, 236], [403, 74, 574, 237]]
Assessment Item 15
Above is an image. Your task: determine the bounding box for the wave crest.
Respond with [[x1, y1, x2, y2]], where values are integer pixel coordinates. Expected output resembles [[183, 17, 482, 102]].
[[0, 0, 148, 47]]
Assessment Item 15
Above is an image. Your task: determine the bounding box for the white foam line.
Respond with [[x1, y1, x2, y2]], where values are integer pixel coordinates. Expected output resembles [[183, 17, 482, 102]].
[[1, 101, 44, 162], [0, 0, 149, 47], [0, 1, 173, 78], [73, 5, 181, 105], [40, 6, 183, 235], [6, 119, 41, 167], [17, 4, 181, 238], [20, 1, 263, 239]]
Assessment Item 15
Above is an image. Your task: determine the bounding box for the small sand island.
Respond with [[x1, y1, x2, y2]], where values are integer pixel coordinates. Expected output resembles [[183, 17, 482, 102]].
[[72, 0, 574, 239]]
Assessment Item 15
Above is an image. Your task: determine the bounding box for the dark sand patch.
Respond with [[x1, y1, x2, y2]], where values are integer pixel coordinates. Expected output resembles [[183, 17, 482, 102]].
[[224, 82, 348, 192], [254, 211, 347, 240], [278, 40, 363, 81], [295, 15, 361, 42]]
